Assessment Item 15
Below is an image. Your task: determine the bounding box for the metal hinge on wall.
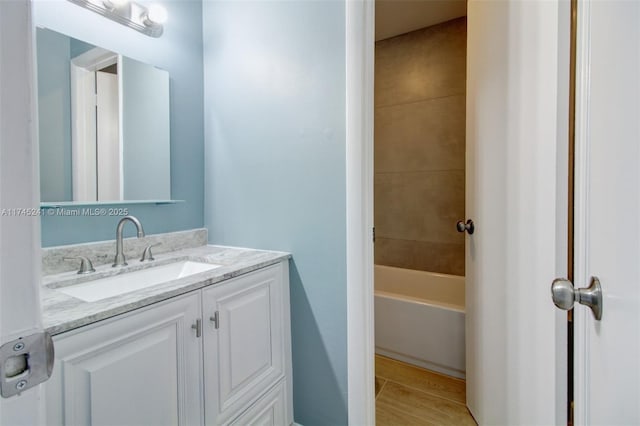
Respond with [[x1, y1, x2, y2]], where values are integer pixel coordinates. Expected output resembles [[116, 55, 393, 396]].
[[373, 226, 376, 243]]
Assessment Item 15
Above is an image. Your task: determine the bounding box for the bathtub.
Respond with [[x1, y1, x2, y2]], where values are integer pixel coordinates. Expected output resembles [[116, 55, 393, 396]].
[[374, 264, 466, 379]]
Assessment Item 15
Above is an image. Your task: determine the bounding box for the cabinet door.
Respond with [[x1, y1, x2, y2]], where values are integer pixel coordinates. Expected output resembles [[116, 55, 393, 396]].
[[202, 263, 288, 425], [45, 293, 203, 426]]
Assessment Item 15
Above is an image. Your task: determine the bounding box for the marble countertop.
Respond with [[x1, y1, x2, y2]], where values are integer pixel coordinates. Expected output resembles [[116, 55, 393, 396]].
[[41, 245, 291, 335]]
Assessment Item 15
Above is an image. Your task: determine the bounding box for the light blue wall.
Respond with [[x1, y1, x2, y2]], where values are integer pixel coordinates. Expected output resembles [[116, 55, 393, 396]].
[[202, 2, 347, 425], [69, 38, 95, 58], [34, 0, 204, 246], [122, 57, 171, 200], [36, 28, 72, 202]]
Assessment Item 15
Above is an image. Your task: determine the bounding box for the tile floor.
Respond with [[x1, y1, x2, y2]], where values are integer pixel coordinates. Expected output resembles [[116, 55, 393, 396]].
[[375, 355, 477, 426]]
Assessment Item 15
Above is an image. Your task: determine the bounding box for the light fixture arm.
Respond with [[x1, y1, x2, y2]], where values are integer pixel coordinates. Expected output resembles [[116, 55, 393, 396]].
[[66, 0, 166, 38]]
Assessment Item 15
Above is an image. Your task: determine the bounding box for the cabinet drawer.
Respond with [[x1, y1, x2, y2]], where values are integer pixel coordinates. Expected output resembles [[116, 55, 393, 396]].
[[229, 380, 288, 426]]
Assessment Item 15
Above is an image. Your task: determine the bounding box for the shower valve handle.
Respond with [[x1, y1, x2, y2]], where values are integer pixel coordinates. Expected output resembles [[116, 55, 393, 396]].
[[456, 219, 475, 235]]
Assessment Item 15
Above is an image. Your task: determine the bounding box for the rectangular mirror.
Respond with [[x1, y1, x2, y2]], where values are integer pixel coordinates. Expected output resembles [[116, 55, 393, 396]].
[[36, 27, 171, 204]]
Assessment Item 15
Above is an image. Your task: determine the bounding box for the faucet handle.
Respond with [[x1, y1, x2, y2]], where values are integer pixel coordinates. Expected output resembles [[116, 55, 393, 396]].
[[63, 256, 96, 274], [140, 243, 162, 262]]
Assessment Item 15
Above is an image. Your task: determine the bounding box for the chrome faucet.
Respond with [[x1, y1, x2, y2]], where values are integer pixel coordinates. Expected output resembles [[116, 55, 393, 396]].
[[112, 215, 145, 267]]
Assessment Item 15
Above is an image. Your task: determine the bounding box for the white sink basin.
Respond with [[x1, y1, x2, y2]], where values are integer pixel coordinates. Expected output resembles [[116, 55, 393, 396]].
[[57, 261, 221, 302]]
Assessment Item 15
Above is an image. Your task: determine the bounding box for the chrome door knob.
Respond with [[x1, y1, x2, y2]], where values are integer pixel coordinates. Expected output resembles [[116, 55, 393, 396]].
[[551, 277, 603, 321], [456, 219, 475, 235]]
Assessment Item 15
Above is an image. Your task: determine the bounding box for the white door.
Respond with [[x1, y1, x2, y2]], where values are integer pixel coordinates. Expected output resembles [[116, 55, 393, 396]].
[[0, 0, 49, 424], [572, 0, 640, 423], [465, 0, 568, 423]]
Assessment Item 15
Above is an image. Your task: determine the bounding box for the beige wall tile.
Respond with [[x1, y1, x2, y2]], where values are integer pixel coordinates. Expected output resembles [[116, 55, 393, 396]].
[[374, 237, 464, 276], [375, 171, 464, 244], [375, 95, 465, 173], [375, 17, 466, 108], [374, 17, 466, 276]]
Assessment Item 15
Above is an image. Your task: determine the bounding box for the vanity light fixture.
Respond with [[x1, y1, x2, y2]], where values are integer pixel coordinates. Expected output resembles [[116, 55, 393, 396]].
[[101, 0, 127, 11], [142, 4, 168, 26], [67, 0, 167, 38]]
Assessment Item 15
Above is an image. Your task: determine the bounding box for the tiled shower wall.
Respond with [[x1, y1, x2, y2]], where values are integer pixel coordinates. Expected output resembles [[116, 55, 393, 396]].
[[374, 17, 466, 276]]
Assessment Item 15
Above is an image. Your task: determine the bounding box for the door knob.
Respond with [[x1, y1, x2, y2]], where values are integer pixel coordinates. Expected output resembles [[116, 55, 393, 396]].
[[456, 219, 475, 235], [551, 276, 603, 320]]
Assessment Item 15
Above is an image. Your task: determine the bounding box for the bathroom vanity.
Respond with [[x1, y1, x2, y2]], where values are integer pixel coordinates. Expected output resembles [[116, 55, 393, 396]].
[[40, 231, 292, 426]]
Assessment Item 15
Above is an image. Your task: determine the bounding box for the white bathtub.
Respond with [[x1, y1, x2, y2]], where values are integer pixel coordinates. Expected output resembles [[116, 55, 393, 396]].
[[375, 264, 466, 379]]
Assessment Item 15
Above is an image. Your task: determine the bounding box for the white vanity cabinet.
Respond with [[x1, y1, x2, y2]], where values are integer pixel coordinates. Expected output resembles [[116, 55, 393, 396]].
[[45, 260, 292, 426]]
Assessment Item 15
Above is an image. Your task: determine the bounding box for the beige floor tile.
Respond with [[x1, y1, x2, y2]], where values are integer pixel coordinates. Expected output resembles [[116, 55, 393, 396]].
[[377, 381, 475, 426], [376, 403, 437, 426], [375, 355, 466, 404]]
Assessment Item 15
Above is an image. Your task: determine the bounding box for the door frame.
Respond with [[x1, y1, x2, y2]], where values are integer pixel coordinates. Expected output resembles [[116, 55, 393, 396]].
[[345, 0, 571, 424], [0, 0, 47, 423], [571, 0, 640, 423], [345, 0, 375, 424], [572, 1, 591, 422]]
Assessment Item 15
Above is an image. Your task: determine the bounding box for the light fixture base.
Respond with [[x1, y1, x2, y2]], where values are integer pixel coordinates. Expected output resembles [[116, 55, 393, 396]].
[[67, 0, 164, 38]]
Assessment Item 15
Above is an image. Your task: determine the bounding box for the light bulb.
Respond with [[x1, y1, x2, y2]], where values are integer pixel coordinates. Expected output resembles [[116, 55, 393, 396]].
[[144, 4, 167, 25]]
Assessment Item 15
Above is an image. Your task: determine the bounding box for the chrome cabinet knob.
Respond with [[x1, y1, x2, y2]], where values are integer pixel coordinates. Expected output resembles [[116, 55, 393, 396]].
[[456, 219, 475, 235], [551, 276, 603, 321], [191, 319, 202, 338]]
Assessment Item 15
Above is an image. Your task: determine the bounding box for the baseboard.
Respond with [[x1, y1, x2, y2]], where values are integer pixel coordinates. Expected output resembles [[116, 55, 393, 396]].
[[375, 348, 466, 379]]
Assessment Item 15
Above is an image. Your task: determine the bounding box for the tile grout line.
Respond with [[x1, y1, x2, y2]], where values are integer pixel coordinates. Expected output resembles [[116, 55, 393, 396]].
[[375, 93, 466, 111], [377, 355, 466, 384], [374, 236, 465, 246], [374, 169, 466, 175], [375, 378, 388, 402], [377, 402, 440, 426], [375, 360, 476, 425], [376, 375, 468, 407], [377, 380, 475, 426], [379, 379, 477, 426]]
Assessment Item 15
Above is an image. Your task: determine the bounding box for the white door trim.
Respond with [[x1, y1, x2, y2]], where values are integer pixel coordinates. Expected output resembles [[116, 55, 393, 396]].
[[572, 0, 640, 423], [70, 48, 118, 201], [345, 0, 375, 424], [572, 0, 592, 421], [0, 0, 46, 423], [70, 62, 97, 201]]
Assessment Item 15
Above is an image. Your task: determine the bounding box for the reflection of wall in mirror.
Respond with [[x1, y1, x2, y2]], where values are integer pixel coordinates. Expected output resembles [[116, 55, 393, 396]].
[[122, 57, 170, 200]]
